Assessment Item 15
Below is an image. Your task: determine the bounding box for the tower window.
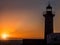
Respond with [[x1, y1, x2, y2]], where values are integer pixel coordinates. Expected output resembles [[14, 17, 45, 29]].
[[47, 9, 52, 11]]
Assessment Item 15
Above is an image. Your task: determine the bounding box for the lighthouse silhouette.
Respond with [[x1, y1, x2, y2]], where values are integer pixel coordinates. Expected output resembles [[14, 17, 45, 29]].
[[43, 4, 55, 42]]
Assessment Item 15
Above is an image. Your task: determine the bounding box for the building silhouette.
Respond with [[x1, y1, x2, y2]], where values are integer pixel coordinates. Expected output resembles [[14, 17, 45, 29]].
[[43, 4, 55, 41], [43, 4, 60, 44]]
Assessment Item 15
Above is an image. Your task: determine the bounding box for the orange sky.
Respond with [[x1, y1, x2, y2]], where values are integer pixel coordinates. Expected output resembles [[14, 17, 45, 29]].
[[0, 0, 60, 39], [0, 9, 44, 39]]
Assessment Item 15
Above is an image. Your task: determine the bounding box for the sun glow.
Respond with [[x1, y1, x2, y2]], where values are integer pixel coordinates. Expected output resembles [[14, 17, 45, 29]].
[[1, 33, 9, 40]]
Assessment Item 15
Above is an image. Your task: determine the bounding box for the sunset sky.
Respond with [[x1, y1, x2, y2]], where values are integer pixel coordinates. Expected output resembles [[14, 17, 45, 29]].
[[0, 0, 60, 39]]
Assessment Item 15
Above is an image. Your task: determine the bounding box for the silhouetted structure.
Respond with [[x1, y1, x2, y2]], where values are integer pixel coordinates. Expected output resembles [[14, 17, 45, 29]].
[[43, 4, 60, 44], [43, 4, 55, 42]]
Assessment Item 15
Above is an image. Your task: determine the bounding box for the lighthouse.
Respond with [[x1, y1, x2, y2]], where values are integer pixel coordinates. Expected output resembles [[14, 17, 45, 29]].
[[43, 4, 55, 41]]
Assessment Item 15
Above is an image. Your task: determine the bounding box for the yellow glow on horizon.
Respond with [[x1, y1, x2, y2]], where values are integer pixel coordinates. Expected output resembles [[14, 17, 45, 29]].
[[1, 33, 9, 40]]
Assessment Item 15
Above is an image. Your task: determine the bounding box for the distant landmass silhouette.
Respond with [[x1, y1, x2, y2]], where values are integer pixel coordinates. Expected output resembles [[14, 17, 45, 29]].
[[0, 39, 23, 45], [0, 39, 44, 45]]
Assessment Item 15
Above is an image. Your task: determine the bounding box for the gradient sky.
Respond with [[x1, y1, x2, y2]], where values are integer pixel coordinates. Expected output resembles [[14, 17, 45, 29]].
[[0, 0, 60, 39]]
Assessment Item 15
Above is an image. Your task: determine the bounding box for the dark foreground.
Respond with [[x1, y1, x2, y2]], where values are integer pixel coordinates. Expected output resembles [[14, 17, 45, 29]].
[[0, 39, 44, 45], [23, 39, 44, 45], [0, 40, 23, 45], [0, 39, 60, 45]]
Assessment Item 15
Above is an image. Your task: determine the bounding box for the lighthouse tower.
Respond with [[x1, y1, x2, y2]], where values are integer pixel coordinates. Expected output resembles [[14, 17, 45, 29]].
[[43, 4, 55, 40]]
